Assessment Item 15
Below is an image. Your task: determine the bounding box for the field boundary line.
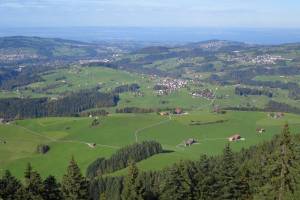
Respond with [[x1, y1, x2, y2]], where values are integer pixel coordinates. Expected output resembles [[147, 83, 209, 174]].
[[134, 115, 173, 142], [15, 125, 56, 142], [14, 125, 120, 150], [59, 139, 120, 149]]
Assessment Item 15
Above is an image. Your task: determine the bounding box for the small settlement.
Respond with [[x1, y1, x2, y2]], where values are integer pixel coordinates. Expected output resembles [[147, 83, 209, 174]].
[[191, 88, 215, 100], [154, 78, 188, 96]]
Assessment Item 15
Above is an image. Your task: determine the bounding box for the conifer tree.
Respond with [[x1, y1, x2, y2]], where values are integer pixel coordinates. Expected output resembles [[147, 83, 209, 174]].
[[263, 123, 299, 199], [219, 144, 241, 199], [25, 171, 44, 199], [121, 160, 141, 200], [42, 175, 63, 200], [20, 163, 44, 199], [0, 170, 22, 200], [160, 163, 190, 200], [24, 163, 33, 183], [196, 155, 214, 199], [61, 157, 89, 200]]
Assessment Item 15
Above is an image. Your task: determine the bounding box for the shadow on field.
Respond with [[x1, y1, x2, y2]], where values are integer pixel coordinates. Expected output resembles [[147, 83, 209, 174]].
[[162, 150, 175, 154]]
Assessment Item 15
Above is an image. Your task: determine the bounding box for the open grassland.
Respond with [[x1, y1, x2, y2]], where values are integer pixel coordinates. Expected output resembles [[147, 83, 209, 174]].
[[1, 111, 300, 179], [254, 75, 300, 84]]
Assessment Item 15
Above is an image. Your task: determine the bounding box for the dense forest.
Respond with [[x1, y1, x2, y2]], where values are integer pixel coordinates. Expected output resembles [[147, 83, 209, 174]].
[[1, 124, 300, 200], [0, 88, 119, 119], [113, 84, 140, 93], [86, 141, 163, 178], [235, 87, 273, 97]]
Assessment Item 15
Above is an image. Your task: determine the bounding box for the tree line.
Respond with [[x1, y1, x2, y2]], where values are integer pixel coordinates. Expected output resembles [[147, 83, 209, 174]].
[[86, 141, 163, 178], [0, 88, 119, 120], [235, 87, 273, 98], [113, 84, 140, 94], [1, 124, 300, 199]]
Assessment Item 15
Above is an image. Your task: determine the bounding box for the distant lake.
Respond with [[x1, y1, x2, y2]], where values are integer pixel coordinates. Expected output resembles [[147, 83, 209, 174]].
[[0, 27, 300, 44]]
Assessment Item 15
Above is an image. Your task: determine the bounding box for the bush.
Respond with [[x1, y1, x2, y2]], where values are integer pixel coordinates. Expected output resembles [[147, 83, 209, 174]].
[[37, 144, 50, 154]]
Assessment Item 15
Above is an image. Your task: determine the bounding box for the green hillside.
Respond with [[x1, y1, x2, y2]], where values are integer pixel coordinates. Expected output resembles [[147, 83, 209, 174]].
[[1, 111, 300, 179]]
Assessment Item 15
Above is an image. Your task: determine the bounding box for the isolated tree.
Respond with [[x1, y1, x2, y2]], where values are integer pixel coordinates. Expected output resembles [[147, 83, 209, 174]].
[[0, 170, 22, 200], [122, 160, 141, 200], [61, 157, 89, 200], [24, 163, 33, 183], [42, 175, 62, 200]]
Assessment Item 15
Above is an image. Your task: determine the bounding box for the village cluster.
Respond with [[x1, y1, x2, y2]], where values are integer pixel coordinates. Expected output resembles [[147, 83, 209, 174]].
[[227, 53, 291, 65], [191, 88, 215, 100], [0, 50, 39, 62], [155, 78, 189, 96]]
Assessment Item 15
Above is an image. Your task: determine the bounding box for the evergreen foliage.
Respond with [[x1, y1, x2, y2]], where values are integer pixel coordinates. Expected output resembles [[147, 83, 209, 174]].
[[61, 157, 89, 200], [0, 170, 22, 200], [42, 175, 63, 200], [86, 141, 163, 178], [121, 161, 141, 200], [0, 88, 119, 119]]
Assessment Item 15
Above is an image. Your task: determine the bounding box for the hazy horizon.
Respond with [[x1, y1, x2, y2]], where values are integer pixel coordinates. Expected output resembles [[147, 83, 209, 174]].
[[1, 27, 300, 45]]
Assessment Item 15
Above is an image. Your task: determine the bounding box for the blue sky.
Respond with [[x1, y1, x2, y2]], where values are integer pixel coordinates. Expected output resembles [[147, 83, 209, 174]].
[[0, 0, 299, 28]]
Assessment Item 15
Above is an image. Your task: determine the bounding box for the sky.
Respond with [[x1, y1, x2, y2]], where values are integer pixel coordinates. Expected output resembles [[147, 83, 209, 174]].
[[0, 0, 300, 28]]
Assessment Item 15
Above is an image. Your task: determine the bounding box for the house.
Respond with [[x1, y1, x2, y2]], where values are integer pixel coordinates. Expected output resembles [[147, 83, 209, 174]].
[[159, 112, 169, 116], [268, 112, 285, 119], [256, 128, 266, 134], [228, 134, 241, 142], [184, 138, 197, 147], [88, 143, 96, 148], [174, 108, 183, 115]]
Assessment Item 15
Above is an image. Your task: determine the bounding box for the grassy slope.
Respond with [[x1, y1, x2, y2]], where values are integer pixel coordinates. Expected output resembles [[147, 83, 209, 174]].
[[1, 111, 300, 179]]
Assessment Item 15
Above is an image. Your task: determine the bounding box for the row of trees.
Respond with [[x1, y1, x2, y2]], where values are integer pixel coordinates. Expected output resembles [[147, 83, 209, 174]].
[[0, 88, 119, 119], [265, 100, 300, 115], [235, 87, 273, 98], [86, 141, 163, 178], [1, 124, 299, 200], [0, 157, 88, 200], [113, 84, 140, 94], [116, 107, 160, 114]]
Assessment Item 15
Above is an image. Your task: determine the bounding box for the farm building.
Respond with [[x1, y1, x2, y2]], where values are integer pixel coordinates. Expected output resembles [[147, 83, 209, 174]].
[[159, 112, 169, 116], [268, 112, 285, 119], [228, 134, 241, 142], [174, 108, 183, 115], [256, 128, 266, 134], [88, 143, 96, 148], [184, 138, 197, 147]]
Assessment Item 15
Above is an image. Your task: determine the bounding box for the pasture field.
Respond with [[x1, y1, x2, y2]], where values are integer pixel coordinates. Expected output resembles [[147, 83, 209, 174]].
[[1, 110, 300, 179]]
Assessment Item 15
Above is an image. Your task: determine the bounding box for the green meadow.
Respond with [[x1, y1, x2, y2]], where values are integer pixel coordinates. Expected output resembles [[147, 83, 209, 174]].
[[1, 111, 300, 179]]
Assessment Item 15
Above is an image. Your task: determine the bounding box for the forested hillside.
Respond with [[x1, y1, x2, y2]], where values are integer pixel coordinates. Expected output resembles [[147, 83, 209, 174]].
[[0, 88, 119, 119]]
